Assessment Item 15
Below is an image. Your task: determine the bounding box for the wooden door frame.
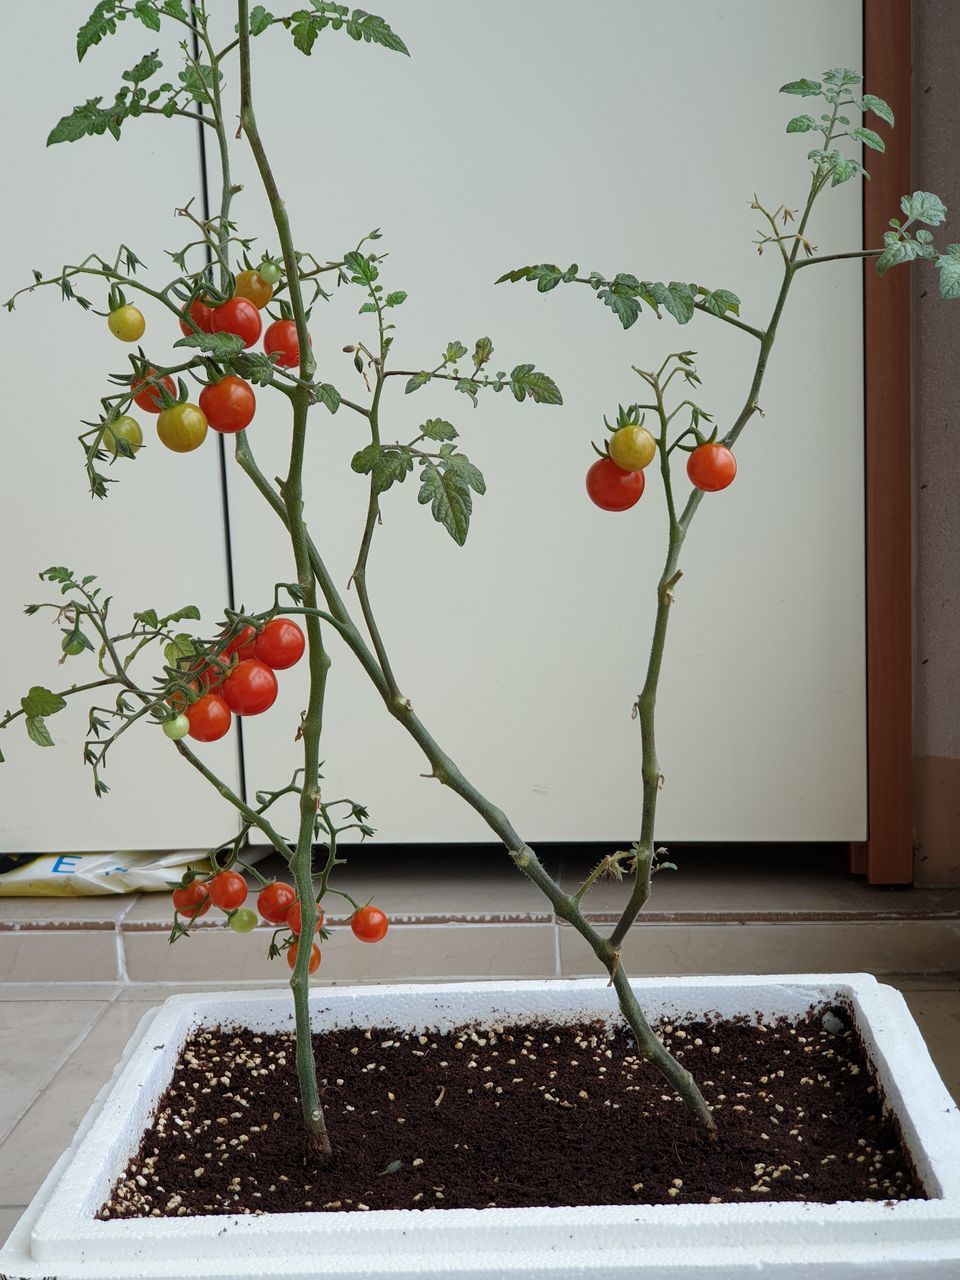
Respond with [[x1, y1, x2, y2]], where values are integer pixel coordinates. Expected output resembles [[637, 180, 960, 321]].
[[850, 0, 913, 883]]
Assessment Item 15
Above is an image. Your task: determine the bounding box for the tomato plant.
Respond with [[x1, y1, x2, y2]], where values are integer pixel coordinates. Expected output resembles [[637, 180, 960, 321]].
[[287, 940, 321, 973], [211, 296, 262, 348], [184, 693, 231, 742], [221, 659, 278, 715], [199, 376, 256, 434], [351, 904, 389, 943], [263, 318, 307, 367], [257, 881, 296, 925], [172, 880, 210, 919], [206, 869, 248, 910], [107, 304, 145, 342], [157, 402, 208, 453], [234, 269, 273, 309], [687, 443, 737, 492], [131, 370, 175, 413], [254, 618, 305, 669], [586, 457, 645, 511]]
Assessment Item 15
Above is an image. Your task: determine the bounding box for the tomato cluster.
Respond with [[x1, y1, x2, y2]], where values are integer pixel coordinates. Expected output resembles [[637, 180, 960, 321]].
[[170, 871, 390, 980], [167, 617, 306, 745], [108, 262, 309, 459], [586, 417, 737, 512]]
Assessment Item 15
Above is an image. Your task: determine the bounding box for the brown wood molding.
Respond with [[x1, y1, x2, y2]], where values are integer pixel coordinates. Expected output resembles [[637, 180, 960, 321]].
[[851, 0, 913, 883]]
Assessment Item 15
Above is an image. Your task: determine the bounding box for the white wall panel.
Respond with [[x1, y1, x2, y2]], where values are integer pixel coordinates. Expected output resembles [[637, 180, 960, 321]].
[[213, 0, 866, 846], [0, 8, 241, 851]]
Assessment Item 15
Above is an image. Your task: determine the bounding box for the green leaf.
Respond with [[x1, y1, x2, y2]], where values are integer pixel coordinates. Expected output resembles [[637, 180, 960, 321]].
[[936, 245, 960, 300], [508, 364, 563, 405], [134, 608, 159, 628], [351, 443, 380, 474], [876, 232, 920, 276], [371, 447, 413, 496], [780, 78, 821, 97], [862, 94, 894, 127], [384, 291, 407, 307], [473, 336, 493, 367], [455, 378, 480, 406], [164, 633, 195, 666], [901, 191, 948, 228], [447, 452, 486, 495], [420, 418, 457, 442], [649, 281, 696, 325], [133, 1, 161, 32], [444, 340, 468, 364], [179, 62, 220, 104], [346, 10, 408, 54], [317, 383, 341, 414], [249, 4, 274, 33], [77, 1, 122, 60], [357, 302, 377, 314], [123, 51, 162, 84], [48, 96, 130, 145], [599, 288, 640, 328], [25, 717, 55, 749], [162, 0, 188, 17], [343, 250, 379, 284], [162, 605, 201, 625], [21, 687, 68, 718], [700, 287, 740, 317], [405, 372, 431, 394], [830, 157, 862, 186], [418, 461, 473, 546], [786, 114, 817, 133], [852, 126, 885, 153], [175, 331, 244, 356], [823, 67, 862, 89]]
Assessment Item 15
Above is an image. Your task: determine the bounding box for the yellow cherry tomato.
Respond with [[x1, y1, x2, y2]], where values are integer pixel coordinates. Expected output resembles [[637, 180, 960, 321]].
[[107, 305, 145, 342], [233, 270, 273, 310], [609, 425, 657, 471], [157, 403, 208, 453], [102, 415, 143, 456]]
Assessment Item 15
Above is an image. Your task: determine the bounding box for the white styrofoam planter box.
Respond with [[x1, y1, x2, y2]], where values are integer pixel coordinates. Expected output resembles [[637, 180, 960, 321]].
[[2, 974, 959, 1278]]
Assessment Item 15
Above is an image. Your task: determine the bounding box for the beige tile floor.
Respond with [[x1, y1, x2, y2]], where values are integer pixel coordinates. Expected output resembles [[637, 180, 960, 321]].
[[2, 848, 960, 1244]]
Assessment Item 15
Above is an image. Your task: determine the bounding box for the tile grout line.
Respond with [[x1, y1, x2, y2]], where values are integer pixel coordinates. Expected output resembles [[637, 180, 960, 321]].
[[0, 990, 122, 1149]]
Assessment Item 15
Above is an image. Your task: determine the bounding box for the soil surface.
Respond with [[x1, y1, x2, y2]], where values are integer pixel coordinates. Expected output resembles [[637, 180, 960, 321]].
[[100, 1006, 924, 1217]]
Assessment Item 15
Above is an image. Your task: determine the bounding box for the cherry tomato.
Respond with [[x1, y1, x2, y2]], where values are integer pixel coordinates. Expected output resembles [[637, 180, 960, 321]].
[[226, 625, 258, 663], [221, 659, 278, 716], [102, 415, 143, 456], [287, 940, 321, 973], [185, 693, 232, 742], [351, 905, 389, 943], [586, 457, 645, 511], [229, 907, 258, 933], [258, 881, 296, 925], [199, 376, 256, 434], [254, 618, 305, 670], [206, 870, 248, 911], [258, 259, 282, 285], [234, 269, 273, 310], [61, 634, 86, 657], [287, 899, 324, 936], [132, 370, 176, 413], [264, 318, 309, 368], [609, 425, 657, 471], [163, 714, 190, 741], [172, 880, 211, 919], [211, 297, 262, 348], [108, 305, 145, 342], [157, 402, 208, 453], [179, 298, 215, 336], [687, 443, 737, 492]]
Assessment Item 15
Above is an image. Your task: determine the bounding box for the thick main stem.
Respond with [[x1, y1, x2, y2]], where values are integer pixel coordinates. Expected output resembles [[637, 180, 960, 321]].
[[238, 0, 330, 1164]]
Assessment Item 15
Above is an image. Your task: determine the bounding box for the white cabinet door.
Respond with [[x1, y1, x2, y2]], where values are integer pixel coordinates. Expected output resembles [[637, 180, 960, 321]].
[[0, 9, 241, 852], [218, 0, 866, 845]]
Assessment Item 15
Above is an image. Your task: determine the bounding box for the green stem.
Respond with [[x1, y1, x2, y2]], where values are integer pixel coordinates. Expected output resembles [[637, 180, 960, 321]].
[[238, 0, 330, 1165]]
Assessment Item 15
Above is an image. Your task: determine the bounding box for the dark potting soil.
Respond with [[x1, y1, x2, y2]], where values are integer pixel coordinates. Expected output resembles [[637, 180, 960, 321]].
[[100, 1006, 925, 1218]]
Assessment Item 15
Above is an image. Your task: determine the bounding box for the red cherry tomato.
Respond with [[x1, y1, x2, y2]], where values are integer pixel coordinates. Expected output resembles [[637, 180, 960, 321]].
[[199, 376, 256, 434], [287, 940, 321, 974], [211, 297, 262, 349], [254, 618, 305, 670], [287, 900, 324, 936], [221, 659, 278, 716], [687, 443, 737, 492], [263, 318, 309, 368], [132, 369, 176, 414], [258, 881, 296, 925], [586, 457, 645, 511], [179, 298, 215, 337], [351, 905, 389, 943], [172, 880, 211, 919], [206, 870, 248, 911], [185, 693, 232, 742]]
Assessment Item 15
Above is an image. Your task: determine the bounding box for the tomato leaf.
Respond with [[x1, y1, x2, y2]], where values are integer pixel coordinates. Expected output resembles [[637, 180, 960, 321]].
[[384, 291, 407, 307], [901, 191, 948, 228], [779, 78, 821, 97], [317, 383, 341, 414], [133, 1, 161, 32], [936, 245, 960, 300], [420, 418, 457, 442], [25, 716, 55, 749], [418, 461, 473, 546], [77, 1, 123, 60], [473, 337, 493, 367], [21, 687, 68, 718], [123, 51, 163, 84], [405, 372, 431, 394], [862, 94, 894, 127], [699, 287, 741, 317], [164, 633, 196, 666], [508, 364, 563, 405], [852, 126, 885, 153], [249, 5, 275, 34], [162, 605, 202, 625], [179, 62, 221, 104], [175, 331, 244, 356], [786, 114, 817, 134]]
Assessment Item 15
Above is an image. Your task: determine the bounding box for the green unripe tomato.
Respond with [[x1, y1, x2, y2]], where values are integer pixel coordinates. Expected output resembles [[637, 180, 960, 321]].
[[228, 907, 258, 933], [258, 259, 282, 285], [609, 425, 657, 471], [61, 634, 85, 656], [102, 415, 143, 456], [107, 304, 145, 342], [163, 714, 190, 741]]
